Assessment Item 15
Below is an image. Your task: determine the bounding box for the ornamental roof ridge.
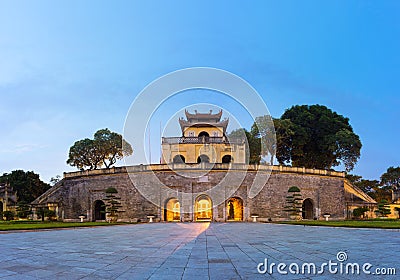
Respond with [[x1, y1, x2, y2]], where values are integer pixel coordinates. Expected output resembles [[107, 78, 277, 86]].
[[184, 109, 223, 121]]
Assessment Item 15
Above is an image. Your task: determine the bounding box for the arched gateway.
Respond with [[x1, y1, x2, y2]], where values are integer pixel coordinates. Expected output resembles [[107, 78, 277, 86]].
[[94, 200, 106, 221], [164, 198, 180, 221], [195, 195, 212, 221], [302, 198, 314, 219], [227, 197, 243, 221]]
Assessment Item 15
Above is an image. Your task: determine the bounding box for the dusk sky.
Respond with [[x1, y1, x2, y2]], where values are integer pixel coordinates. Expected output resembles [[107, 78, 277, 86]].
[[0, 1, 399, 182]]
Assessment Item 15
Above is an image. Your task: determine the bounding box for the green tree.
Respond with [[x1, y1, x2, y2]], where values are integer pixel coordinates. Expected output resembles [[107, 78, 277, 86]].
[[104, 187, 123, 222], [3, 210, 14, 221], [0, 170, 51, 203], [49, 175, 62, 186], [251, 115, 275, 164], [280, 105, 362, 171], [94, 128, 133, 168], [380, 166, 400, 191], [375, 199, 391, 217], [346, 173, 390, 201], [16, 202, 32, 219], [284, 186, 302, 219], [353, 207, 368, 219], [36, 207, 56, 221], [228, 128, 260, 164], [67, 138, 103, 170], [67, 129, 133, 170], [273, 118, 296, 165]]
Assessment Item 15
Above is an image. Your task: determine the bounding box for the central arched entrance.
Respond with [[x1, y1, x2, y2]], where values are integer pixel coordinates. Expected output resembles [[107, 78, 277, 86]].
[[302, 198, 314, 219], [198, 131, 209, 138], [164, 198, 180, 221], [227, 197, 243, 221], [94, 200, 106, 221], [197, 154, 210, 163], [195, 195, 212, 221]]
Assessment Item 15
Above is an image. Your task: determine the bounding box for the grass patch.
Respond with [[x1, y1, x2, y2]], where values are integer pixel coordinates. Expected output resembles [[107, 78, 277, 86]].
[[275, 219, 400, 229], [0, 221, 128, 231]]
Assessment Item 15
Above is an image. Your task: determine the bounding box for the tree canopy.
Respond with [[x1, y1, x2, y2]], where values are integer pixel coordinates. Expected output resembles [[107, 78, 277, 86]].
[[0, 170, 50, 203], [346, 173, 392, 202], [273, 118, 296, 165], [250, 116, 275, 164], [67, 128, 133, 170], [380, 166, 400, 190], [277, 104, 362, 171], [228, 128, 260, 164]]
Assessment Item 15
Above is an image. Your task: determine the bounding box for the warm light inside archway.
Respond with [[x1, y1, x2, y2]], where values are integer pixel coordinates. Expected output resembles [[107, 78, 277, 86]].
[[195, 195, 212, 221], [165, 198, 180, 221]]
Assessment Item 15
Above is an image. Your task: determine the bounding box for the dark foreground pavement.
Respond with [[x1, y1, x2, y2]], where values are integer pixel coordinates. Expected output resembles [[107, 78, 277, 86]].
[[0, 223, 398, 279]]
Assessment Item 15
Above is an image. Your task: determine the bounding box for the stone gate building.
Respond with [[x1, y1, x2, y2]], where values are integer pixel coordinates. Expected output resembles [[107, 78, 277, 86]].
[[33, 110, 376, 222]]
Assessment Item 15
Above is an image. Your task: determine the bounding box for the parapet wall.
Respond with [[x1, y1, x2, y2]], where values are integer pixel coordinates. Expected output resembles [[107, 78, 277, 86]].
[[29, 164, 352, 222], [63, 164, 345, 179]]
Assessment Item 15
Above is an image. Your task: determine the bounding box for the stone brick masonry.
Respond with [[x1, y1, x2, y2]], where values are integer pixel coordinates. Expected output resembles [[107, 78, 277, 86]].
[[33, 164, 374, 222]]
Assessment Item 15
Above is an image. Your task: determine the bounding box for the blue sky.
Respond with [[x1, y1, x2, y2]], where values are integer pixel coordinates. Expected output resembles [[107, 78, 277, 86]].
[[0, 1, 399, 182]]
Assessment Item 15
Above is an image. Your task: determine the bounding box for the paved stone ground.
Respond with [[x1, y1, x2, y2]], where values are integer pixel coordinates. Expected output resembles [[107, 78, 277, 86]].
[[0, 223, 398, 279]]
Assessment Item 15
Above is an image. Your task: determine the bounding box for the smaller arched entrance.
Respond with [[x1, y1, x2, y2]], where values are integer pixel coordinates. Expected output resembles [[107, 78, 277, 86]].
[[197, 154, 210, 163], [94, 200, 106, 221], [164, 198, 180, 221], [227, 197, 243, 221], [302, 198, 314, 219], [173, 155, 185, 164], [0, 201, 3, 215], [198, 131, 209, 138], [222, 155, 232, 164], [195, 195, 212, 221]]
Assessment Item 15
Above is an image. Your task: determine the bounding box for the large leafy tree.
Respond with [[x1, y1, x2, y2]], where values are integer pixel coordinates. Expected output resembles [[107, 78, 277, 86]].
[[250, 116, 276, 164], [0, 170, 50, 203], [67, 129, 133, 170], [279, 105, 362, 171], [67, 138, 103, 170], [228, 128, 260, 164], [273, 118, 296, 165], [94, 129, 133, 168], [380, 166, 400, 190]]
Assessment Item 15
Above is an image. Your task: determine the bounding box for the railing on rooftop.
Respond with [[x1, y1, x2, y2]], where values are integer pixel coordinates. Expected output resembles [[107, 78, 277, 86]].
[[162, 136, 245, 145], [63, 164, 346, 179]]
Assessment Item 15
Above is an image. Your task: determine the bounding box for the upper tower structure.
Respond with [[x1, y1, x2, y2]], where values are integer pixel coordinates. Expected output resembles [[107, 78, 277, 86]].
[[179, 109, 228, 137], [161, 109, 246, 164]]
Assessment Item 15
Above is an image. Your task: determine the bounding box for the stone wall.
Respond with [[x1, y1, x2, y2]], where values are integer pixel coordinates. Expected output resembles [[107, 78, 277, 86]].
[[34, 165, 352, 222]]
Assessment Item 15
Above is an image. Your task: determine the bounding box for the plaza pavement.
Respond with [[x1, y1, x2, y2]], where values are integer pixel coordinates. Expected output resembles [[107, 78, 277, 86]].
[[0, 222, 398, 280]]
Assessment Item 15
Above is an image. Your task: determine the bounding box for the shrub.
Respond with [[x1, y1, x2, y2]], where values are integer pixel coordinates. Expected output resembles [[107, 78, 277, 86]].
[[45, 209, 57, 221], [353, 207, 368, 219], [375, 200, 391, 217], [3, 211, 15, 221], [16, 202, 32, 219], [284, 186, 302, 219]]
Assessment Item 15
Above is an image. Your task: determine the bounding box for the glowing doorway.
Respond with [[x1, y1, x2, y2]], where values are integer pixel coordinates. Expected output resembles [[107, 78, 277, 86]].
[[227, 197, 243, 221], [195, 195, 212, 221], [165, 198, 180, 221]]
